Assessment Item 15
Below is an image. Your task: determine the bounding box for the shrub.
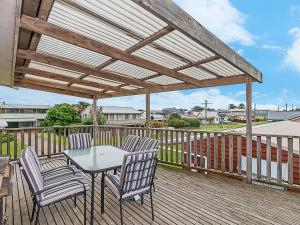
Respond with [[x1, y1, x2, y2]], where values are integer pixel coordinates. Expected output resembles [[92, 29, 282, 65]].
[[82, 117, 92, 125], [1, 132, 14, 143], [169, 119, 186, 128], [182, 118, 200, 127], [168, 113, 181, 120]]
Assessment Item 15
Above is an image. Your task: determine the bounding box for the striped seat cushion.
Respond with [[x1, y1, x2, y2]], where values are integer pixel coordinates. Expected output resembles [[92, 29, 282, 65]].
[[40, 173, 89, 206], [42, 165, 81, 182], [68, 133, 92, 149], [121, 135, 141, 152], [136, 137, 159, 151], [26, 146, 81, 181], [20, 149, 44, 200]]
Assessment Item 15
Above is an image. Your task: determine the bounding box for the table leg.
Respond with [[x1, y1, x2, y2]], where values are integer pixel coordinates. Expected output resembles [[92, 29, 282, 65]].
[[90, 173, 95, 225], [101, 172, 105, 214]]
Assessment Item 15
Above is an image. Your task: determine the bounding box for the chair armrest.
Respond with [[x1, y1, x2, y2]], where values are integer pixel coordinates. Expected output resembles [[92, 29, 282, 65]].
[[34, 178, 87, 196], [41, 166, 77, 175], [40, 158, 67, 165]]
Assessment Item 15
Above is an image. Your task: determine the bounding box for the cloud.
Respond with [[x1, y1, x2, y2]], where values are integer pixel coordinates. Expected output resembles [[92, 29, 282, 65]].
[[262, 44, 283, 51], [176, 0, 256, 46], [285, 27, 300, 72]]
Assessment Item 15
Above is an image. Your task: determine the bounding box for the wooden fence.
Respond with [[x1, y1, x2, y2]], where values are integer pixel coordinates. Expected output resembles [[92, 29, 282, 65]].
[[1, 125, 300, 189]]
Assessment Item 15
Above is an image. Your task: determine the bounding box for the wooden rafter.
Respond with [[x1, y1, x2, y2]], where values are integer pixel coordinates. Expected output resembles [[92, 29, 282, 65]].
[[20, 15, 210, 86], [17, 49, 159, 89], [25, 0, 54, 67], [70, 25, 175, 87], [131, 0, 262, 82], [15, 66, 136, 95]]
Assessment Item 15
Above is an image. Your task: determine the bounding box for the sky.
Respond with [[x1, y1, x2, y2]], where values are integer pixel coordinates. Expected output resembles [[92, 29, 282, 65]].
[[1, 0, 300, 110]]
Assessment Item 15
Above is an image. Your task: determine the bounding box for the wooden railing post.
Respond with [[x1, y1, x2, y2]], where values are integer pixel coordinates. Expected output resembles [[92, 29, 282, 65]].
[[246, 76, 253, 183]]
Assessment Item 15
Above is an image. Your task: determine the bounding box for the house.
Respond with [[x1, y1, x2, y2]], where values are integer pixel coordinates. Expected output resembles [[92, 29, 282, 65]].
[[184, 110, 220, 124], [81, 106, 145, 126], [162, 107, 187, 116], [268, 111, 300, 122], [0, 103, 50, 128]]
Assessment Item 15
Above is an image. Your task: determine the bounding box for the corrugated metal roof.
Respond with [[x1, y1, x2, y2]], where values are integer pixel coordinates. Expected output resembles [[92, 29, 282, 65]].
[[83, 105, 142, 114], [268, 111, 300, 121], [0, 104, 51, 109]]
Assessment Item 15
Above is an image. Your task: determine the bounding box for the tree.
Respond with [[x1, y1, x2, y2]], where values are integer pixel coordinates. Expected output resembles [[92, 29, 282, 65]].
[[83, 106, 106, 125], [238, 103, 245, 109], [45, 104, 80, 126], [73, 101, 90, 114], [168, 112, 181, 120], [192, 106, 204, 112], [229, 104, 237, 109]]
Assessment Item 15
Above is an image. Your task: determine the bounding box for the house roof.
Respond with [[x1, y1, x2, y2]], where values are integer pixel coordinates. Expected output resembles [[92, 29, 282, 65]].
[[0, 104, 51, 109], [2, 0, 262, 99], [0, 113, 46, 122], [82, 106, 141, 115], [230, 121, 300, 153], [268, 111, 300, 121]]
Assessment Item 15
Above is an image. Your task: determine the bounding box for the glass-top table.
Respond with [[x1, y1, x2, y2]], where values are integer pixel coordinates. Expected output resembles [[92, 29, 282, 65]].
[[64, 146, 126, 225]]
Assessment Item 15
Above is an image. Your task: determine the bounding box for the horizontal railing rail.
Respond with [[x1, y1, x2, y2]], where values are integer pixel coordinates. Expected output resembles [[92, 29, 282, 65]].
[[2, 125, 300, 189]]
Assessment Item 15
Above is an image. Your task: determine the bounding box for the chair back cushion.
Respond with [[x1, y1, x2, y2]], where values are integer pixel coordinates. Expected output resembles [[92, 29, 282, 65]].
[[68, 133, 92, 149], [121, 135, 140, 152], [119, 150, 157, 197], [20, 148, 44, 199], [136, 137, 159, 151], [27, 146, 41, 170]]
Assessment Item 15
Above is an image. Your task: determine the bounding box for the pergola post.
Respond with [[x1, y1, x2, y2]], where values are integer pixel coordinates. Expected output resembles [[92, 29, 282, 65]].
[[146, 91, 151, 137], [246, 76, 253, 183], [92, 96, 98, 145]]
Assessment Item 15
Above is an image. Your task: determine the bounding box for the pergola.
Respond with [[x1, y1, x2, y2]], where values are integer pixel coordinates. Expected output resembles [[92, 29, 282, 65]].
[[1, 0, 262, 182]]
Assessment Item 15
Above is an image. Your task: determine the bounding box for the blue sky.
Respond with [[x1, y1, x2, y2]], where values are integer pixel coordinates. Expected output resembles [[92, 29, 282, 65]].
[[1, 0, 300, 110]]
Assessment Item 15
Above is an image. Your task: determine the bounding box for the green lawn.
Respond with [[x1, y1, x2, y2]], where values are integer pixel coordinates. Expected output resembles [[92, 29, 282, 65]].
[[1, 141, 23, 159], [187, 121, 268, 132]]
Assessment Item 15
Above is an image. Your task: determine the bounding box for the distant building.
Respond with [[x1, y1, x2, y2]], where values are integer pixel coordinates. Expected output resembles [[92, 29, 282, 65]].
[[184, 110, 220, 124], [81, 106, 145, 126], [0, 104, 51, 128], [162, 107, 187, 116], [268, 111, 300, 122]]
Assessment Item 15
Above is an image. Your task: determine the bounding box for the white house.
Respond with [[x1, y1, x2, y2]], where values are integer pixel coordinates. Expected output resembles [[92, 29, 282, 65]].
[[81, 106, 145, 126], [0, 103, 51, 128]]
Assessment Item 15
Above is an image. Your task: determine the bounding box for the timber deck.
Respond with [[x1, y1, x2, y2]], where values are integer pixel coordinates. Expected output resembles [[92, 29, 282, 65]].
[[5, 157, 300, 225]]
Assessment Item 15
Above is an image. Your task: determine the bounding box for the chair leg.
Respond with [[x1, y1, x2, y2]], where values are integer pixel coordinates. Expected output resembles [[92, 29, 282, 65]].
[[34, 206, 40, 225], [150, 189, 154, 221], [152, 183, 156, 192], [31, 201, 36, 222], [84, 192, 87, 225], [74, 196, 77, 207], [119, 199, 123, 225], [141, 195, 144, 205]]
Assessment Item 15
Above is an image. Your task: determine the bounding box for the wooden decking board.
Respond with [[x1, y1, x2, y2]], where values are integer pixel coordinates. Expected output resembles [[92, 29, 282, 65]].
[[7, 158, 300, 225], [157, 169, 299, 225], [156, 170, 285, 225]]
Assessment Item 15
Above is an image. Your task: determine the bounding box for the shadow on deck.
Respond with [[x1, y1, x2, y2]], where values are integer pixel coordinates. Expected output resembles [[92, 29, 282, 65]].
[[6, 157, 300, 225]]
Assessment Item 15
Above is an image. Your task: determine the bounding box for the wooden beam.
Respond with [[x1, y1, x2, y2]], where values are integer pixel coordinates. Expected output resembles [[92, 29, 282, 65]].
[[25, 0, 54, 66], [15, 82, 94, 99], [246, 76, 253, 183], [146, 91, 151, 136], [17, 49, 158, 89], [174, 55, 220, 71], [16, 77, 107, 98], [101, 75, 247, 98], [20, 15, 207, 86], [71, 26, 174, 86], [15, 66, 135, 95], [131, 0, 263, 82]]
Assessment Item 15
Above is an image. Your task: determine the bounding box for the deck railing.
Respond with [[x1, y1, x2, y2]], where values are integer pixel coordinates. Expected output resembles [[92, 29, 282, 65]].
[[1, 125, 300, 189]]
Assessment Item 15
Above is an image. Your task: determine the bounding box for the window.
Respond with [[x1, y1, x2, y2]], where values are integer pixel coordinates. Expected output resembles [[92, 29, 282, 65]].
[[110, 114, 114, 120], [132, 114, 136, 119], [125, 114, 129, 120], [24, 109, 34, 113], [6, 109, 18, 113]]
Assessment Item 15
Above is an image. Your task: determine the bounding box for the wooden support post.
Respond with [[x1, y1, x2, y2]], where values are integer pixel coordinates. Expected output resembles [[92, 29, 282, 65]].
[[246, 76, 253, 183], [92, 96, 98, 146], [146, 91, 151, 137]]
